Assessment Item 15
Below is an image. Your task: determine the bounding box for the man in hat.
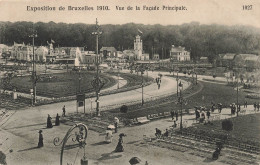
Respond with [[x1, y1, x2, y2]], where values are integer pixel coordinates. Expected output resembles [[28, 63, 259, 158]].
[[38, 130, 43, 148]]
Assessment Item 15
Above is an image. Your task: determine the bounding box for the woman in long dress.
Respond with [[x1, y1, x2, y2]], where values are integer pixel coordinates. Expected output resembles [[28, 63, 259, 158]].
[[38, 130, 43, 148], [47, 114, 53, 128], [55, 113, 60, 126], [115, 133, 126, 152]]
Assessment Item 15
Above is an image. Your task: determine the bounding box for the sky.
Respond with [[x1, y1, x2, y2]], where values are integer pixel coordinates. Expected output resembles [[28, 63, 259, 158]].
[[0, 0, 259, 28]]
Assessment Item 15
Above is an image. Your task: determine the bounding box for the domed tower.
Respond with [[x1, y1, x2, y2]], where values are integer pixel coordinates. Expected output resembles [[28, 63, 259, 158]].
[[134, 35, 143, 60]]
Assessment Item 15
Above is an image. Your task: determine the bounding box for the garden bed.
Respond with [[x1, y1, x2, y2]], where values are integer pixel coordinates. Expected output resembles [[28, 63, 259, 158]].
[[178, 113, 260, 148]]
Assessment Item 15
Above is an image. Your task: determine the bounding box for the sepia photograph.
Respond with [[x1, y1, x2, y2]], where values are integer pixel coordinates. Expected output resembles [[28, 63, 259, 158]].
[[0, 0, 260, 164]]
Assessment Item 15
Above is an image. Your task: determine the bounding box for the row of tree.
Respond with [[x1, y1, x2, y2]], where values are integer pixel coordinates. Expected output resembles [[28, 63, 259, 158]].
[[0, 21, 259, 63]]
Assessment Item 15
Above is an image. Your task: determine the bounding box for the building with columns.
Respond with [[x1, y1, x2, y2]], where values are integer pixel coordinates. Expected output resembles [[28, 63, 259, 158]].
[[170, 45, 190, 61]]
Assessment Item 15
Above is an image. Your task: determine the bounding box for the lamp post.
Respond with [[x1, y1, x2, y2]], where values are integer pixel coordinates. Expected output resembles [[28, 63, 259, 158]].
[[140, 64, 145, 105], [78, 68, 81, 92], [29, 25, 38, 105], [176, 68, 179, 97], [236, 76, 239, 117], [117, 62, 120, 89], [91, 18, 104, 116], [179, 81, 184, 131]]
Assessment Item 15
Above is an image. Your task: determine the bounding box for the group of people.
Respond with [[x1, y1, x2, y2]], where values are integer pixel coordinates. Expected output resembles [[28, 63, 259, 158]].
[[38, 105, 66, 148], [47, 113, 61, 128], [230, 103, 240, 115], [195, 108, 211, 123], [155, 128, 169, 138]]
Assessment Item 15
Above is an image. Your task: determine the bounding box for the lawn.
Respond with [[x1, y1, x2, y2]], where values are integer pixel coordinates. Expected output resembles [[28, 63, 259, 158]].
[[181, 113, 260, 147], [107, 71, 154, 88], [101, 77, 258, 121], [3, 71, 116, 98]]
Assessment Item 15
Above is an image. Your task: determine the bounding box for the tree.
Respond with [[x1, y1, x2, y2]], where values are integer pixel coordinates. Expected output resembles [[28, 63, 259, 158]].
[[120, 105, 128, 113]]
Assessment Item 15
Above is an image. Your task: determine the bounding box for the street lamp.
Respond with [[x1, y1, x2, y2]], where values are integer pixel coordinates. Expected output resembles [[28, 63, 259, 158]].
[[179, 81, 184, 130], [91, 18, 104, 116], [141, 65, 145, 105], [176, 68, 179, 97], [236, 76, 239, 117], [29, 24, 38, 105]]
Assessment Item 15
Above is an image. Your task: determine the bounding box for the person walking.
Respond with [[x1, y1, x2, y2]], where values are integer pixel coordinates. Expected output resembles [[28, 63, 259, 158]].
[[62, 105, 66, 117], [55, 113, 60, 126], [195, 110, 200, 121], [114, 117, 119, 133], [206, 110, 210, 119], [257, 103, 260, 111], [175, 111, 178, 121], [47, 114, 53, 128], [254, 102, 257, 111], [115, 134, 126, 152], [244, 100, 247, 108], [164, 129, 169, 137], [38, 130, 43, 148], [170, 110, 175, 120]]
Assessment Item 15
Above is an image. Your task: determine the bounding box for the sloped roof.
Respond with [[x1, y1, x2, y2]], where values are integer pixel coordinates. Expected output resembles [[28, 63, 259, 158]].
[[237, 54, 258, 59], [0, 44, 8, 48], [222, 53, 236, 60], [170, 45, 185, 52], [245, 56, 259, 61], [200, 57, 208, 60], [100, 47, 117, 52]]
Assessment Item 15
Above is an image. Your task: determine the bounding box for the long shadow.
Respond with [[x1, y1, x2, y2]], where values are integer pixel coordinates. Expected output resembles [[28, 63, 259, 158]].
[[203, 157, 216, 162], [98, 151, 122, 161], [127, 140, 139, 144], [91, 141, 108, 146], [4, 123, 46, 130], [64, 144, 80, 150], [18, 146, 39, 152]]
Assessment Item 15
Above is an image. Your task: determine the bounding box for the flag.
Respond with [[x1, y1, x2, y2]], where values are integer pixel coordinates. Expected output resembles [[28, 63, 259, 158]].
[[51, 39, 55, 43], [138, 29, 143, 34]]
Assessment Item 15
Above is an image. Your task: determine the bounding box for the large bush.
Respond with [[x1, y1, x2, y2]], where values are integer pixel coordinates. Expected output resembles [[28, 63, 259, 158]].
[[120, 105, 128, 113], [222, 119, 233, 131]]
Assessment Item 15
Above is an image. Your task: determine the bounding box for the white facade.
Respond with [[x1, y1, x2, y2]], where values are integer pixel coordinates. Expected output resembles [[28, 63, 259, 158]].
[[170, 45, 190, 61], [134, 35, 143, 60], [35, 46, 49, 62]]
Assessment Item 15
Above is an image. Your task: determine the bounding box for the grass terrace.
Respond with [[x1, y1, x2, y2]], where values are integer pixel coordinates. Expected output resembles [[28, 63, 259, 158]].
[[2, 71, 116, 98]]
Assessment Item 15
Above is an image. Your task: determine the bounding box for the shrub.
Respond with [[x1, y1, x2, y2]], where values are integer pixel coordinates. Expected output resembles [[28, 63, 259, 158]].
[[222, 119, 233, 131], [120, 105, 128, 113]]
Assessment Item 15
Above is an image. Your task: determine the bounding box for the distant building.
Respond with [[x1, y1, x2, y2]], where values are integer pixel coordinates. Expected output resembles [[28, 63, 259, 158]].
[[134, 35, 143, 60], [170, 45, 190, 61], [153, 54, 160, 60], [244, 55, 260, 70], [75, 52, 102, 67], [100, 47, 117, 58], [199, 57, 208, 63], [0, 44, 8, 56], [218, 53, 236, 68], [123, 50, 135, 61], [35, 46, 48, 62]]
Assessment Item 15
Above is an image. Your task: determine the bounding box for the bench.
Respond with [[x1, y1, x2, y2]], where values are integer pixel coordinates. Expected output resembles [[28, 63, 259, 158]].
[[137, 116, 150, 124], [158, 113, 164, 118], [163, 112, 171, 117]]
